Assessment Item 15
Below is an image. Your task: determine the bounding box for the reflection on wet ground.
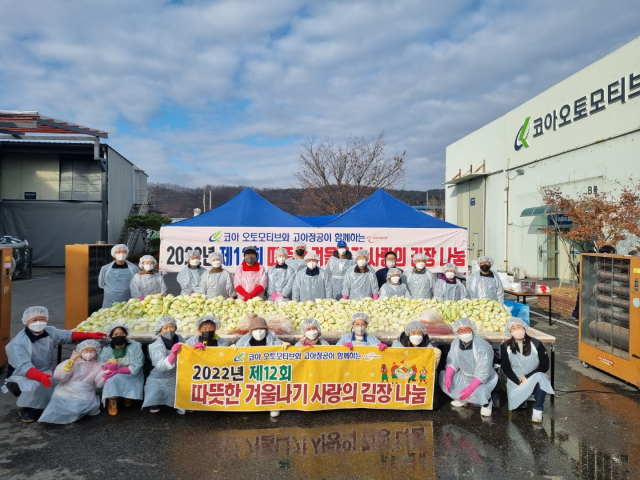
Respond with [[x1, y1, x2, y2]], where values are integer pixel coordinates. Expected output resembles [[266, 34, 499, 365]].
[[1, 316, 640, 479]]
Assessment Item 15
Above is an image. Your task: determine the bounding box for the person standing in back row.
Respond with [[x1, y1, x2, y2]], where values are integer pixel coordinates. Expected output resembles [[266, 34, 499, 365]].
[[467, 256, 504, 304], [98, 244, 140, 308], [376, 251, 403, 288], [326, 241, 354, 300], [286, 241, 308, 272]]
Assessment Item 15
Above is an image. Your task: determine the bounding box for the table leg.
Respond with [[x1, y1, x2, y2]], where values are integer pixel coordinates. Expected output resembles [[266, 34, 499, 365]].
[[523, 296, 527, 305], [57, 344, 62, 365], [550, 344, 555, 405], [549, 295, 553, 326]]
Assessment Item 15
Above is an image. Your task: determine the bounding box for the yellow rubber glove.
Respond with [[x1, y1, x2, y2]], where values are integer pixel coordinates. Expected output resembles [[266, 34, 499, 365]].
[[231, 344, 238, 351], [62, 360, 76, 373], [433, 347, 442, 365], [281, 342, 290, 350]]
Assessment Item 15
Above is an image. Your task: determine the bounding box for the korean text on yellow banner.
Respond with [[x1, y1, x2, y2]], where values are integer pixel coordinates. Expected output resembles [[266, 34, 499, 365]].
[[175, 345, 436, 411]]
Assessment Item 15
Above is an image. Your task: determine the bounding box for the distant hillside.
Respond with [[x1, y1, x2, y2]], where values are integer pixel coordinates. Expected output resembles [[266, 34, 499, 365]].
[[149, 183, 445, 218]]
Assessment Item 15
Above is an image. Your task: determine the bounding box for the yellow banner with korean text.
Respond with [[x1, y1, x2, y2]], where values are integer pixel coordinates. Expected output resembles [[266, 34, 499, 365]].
[[175, 345, 436, 411]]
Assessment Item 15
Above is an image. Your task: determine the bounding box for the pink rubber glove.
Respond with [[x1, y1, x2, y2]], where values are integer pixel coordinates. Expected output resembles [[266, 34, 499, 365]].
[[344, 342, 354, 351], [342, 295, 349, 299], [167, 343, 182, 365], [377, 342, 387, 351], [193, 342, 206, 351], [444, 366, 455, 392], [103, 370, 116, 381], [103, 363, 118, 371], [189, 292, 194, 296], [270, 292, 279, 301], [303, 340, 314, 347], [373, 294, 379, 300], [139, 296, 145, 300], [114, 367, 130, 375], [458, 378, 482, 400]]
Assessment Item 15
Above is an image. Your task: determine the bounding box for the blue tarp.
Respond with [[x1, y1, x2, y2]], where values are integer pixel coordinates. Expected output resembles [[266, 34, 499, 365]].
[[319, 189, 463, 228], [166, 188, 312, 227], [296, 214, 339, 226]]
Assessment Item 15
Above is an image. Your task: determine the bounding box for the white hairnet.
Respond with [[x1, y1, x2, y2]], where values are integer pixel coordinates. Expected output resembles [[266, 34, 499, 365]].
[[453, 317, 477, 334], [139, 255, 157, 268], [300, 318, 322, 336], [275, 247, 288, 258], [22, 306, 49, 325], [107, 322, 130, 339], [207, 251, 223, 262], [387, 268, 403, 278], [294, 241, 307, 249], [505, 317, 529, 337], [442, 263, 459, 275], [404, 320, 427, 335], [355, 249, 369, 261], [304, 252, 319, 261], [111, 244, 129, 257], [76, 339, 102, 355], [185, 249, 201, 260], [413, 252, 428, 263], [154, 316, 177, 335], [478, 256, 494, 266], [196, 315, 221, 331], [350, 312, 370, 326]]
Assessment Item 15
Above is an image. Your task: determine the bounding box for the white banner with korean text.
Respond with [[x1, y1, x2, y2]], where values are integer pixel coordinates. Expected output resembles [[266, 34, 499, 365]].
[[159, 226, 468, 275]]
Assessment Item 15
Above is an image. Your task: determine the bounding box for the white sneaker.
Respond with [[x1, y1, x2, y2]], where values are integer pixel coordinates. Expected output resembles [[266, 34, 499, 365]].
[[270, 410, 280, 417], [451, 400, 466, 408], [480, 401, 493, 417], [176, 408, 186, 415], [532, 409, 543, 423]]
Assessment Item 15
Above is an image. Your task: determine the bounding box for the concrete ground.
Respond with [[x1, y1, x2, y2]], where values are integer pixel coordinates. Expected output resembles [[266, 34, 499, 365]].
[[1, 269, 639, 479]]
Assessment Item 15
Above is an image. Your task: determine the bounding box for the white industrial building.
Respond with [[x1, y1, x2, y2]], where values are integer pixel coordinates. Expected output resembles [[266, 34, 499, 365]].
[[445, 36, 640, 281], [0, 111, 149, 265]]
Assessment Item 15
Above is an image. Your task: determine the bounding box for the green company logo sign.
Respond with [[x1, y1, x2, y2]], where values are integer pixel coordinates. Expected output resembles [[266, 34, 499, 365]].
[[209, 231, 223, 242], [514, 116, 530, 151]]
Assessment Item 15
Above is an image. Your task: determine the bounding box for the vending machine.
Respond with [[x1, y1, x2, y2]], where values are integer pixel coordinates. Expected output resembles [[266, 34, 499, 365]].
[[579, 254, 640, 386]]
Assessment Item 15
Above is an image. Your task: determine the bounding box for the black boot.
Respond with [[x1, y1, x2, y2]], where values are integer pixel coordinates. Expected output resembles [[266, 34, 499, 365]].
[[19, 408, 37, 423]]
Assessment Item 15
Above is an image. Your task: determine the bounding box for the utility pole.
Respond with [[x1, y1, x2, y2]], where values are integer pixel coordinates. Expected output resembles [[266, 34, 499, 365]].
[[209, 190, 212, 211], [203, 190, 206, 212]]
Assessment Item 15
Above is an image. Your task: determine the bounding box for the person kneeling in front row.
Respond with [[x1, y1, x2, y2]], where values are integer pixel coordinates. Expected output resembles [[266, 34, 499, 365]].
[[235, 314, 289, 418], [439, 318, 498, 417], [501, 317, 554, 423]]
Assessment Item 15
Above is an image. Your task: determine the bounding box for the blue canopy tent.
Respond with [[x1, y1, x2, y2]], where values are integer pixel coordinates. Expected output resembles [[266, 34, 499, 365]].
[[319, 189, 462, 228], [166, 188, 312, 227], [295, 214, 339, 226]]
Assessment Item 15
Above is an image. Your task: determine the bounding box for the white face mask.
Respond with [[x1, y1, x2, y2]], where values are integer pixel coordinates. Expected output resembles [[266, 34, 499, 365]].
[[277, 257, 286, 265], [307, 261, 317, 269], [512, 329, 526, 340], [459, 333, 473, 343], [143, 264, 154, 272], [115, 253, 127, 261], [357, 259, 367, 267], [28, 321, 47, 333], [304, 330, 319, 340], [338, 248, 347, 255], [386, 260, 396, 268], [211, 260, 222, 268], [390, 276, 400, 284], [445, 271, 455, 279], [252, 329, 267, 341], [189, 259, 200, 266], [409, 335, 423, 346], [82, 352, 96, 361], [415, 262, 426, 270], [354, 326, 366, 335]]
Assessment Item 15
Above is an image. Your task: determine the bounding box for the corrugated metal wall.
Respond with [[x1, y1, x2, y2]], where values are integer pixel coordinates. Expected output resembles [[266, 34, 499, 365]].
[[107, 146, 134, 243], [136, 169, 148, 204]]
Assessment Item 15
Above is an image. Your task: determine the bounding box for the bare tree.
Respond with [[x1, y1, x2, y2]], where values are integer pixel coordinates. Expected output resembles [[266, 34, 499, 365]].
[[294, 133, 406, 214]]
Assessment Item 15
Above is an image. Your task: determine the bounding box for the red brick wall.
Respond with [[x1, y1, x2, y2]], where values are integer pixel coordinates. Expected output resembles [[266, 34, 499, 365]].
[[538, 295, 577, 317]]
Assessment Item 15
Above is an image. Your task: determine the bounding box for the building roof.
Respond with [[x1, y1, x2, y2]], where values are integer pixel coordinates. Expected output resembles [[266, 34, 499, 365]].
[[0, 111, 108, 138]]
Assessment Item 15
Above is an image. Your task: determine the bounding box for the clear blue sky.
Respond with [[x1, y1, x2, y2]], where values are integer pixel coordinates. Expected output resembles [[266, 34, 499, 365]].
[[1, 1, 638, 189]]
